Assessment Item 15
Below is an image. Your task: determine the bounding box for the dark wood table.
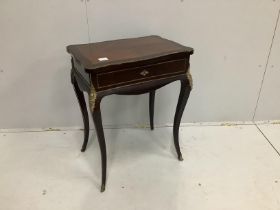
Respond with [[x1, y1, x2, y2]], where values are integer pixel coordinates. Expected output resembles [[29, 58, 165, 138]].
[[67, 36, 194, 192]]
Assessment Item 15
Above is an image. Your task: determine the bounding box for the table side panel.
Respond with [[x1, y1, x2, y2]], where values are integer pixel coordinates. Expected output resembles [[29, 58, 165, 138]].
[[72, 57, 91, 92]]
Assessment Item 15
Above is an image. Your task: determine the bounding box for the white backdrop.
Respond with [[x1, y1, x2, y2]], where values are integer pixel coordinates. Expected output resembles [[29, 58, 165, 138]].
[[0, 0, 280, 129]]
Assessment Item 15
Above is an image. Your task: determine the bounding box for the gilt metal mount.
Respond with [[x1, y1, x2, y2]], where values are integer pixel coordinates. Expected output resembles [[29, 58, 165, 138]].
[[186, 67, 193, 90], [89, 84, 97, 112]]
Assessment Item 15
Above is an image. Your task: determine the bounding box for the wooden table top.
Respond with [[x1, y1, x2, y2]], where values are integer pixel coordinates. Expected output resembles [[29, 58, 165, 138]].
[[67, 35, 193, 71]]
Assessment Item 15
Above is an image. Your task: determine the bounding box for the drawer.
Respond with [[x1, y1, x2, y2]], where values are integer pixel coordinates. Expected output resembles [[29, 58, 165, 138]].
[[96, 59, 187, 89]]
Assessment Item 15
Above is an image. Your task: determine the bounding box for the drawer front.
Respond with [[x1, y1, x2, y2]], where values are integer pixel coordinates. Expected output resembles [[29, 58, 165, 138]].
[[97, 59, 187, 89]]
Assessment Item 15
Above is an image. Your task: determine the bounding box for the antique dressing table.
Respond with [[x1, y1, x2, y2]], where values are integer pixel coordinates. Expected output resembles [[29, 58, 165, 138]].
[[67, 36, 194, 192]]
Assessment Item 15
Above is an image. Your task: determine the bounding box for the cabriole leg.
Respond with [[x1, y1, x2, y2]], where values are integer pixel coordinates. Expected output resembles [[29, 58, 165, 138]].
[[149, 90, 156, 130], [71, 69, 90, 152], [90, 91, 107, 192], [173, 79, 191, 161]]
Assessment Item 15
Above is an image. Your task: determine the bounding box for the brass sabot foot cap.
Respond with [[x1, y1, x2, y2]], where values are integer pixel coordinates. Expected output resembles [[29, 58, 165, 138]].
[[100, 184, 106, 192], [178, 155, 184, 161]]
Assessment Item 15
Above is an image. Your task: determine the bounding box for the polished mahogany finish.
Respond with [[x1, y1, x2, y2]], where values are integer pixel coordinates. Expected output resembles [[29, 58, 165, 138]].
[[68, 35, 193, 192], [67, 35, 193, 70]]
